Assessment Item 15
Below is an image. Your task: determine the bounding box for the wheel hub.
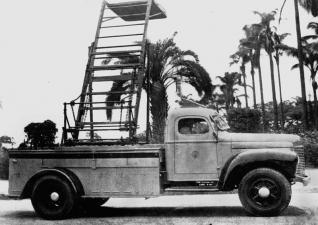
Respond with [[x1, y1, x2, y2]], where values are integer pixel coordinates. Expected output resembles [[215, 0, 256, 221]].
[[50, 192, 59, 202], [258, 186, 270, 198]]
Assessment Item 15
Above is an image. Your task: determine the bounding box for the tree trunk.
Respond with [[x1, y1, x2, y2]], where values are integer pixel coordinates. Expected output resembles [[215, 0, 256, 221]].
[[275, 55, 285, 130], [250, 59, 257, 109], [294, 0, 309, 130], [150, 81, 168, 143], [241, 64, 249, 108], [312, 79, 318, 130], [269, 52, 279, 131], [257, 49, 266, 131]]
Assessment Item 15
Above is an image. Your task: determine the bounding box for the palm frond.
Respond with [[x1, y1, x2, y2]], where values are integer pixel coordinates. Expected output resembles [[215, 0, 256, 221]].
[[302, 34, 318, 41], [307, 21, 318, 34], [291, 63, 300, 70], [298, 0, 318, 17], [276, 44, 298, 57], [173, 60, 212, 99]]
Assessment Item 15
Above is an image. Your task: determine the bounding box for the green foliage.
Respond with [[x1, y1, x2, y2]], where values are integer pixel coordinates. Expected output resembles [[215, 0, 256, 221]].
[[0, 147, 8, 180], [0, 136, 12, 144], [24, 120, 58, 149], [304, 144, 318, 167], [217, 72, 242, 110], [227, 108, 261, 133]]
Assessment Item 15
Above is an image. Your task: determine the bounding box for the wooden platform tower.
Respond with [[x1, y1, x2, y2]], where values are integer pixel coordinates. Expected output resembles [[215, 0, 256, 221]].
[[62, 0, 166, 145]]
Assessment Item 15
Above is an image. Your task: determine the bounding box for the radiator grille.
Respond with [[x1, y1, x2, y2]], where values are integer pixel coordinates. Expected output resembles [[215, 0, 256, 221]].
[[294, 145, 306, 176]]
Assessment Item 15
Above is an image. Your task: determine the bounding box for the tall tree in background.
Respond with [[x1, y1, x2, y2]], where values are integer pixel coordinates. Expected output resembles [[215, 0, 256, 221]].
[[293, 0, 310, 129], [240, 38, 257, 109], [279, 39, 318, 129], [241, 24, 266, 130], [146, 37, 213, 142], [230, 46, 250, 108], [273, 32, 290, 129], [254, 11, 279, 131], [217, 72, 242, 110], [106, 36, 213, 143]]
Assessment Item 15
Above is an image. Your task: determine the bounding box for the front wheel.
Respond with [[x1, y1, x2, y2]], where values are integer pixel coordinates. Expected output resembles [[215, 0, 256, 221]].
[[238, 168, 291, 216], [31, 175, 77, 220]]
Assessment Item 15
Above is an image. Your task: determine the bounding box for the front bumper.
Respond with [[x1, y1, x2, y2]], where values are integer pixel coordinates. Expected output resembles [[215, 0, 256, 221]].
[[294, 174, 311, 186]]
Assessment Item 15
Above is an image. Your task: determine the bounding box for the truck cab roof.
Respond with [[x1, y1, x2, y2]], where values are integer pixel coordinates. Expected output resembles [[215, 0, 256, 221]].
[[168, 107, 217, 121]]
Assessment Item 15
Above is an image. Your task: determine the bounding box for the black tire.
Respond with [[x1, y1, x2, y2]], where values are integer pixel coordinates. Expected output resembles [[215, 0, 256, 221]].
[[31, 175, 77, 220], [81, 198, 109, 209], [238, 168, 291, 216]]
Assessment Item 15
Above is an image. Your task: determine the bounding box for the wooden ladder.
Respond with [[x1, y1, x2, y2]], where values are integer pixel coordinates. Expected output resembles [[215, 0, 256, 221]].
[[62, 0, 166, 145]]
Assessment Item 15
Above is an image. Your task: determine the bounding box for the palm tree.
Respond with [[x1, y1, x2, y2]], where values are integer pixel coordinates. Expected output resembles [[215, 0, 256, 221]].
[[273, 32, 290, 129], [254, 11, 279, 131], [279, 0, 315, 129], [217, 72, 242, 110], [230, 46, 250, 108], [241, 24, 266, 130], [106, 37, 213, 143], [279, 40, 318, 129], [294, 0, 311, 129]]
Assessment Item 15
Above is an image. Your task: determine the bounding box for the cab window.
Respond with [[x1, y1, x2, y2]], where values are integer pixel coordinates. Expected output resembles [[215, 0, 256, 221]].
[[178, 118, 209, 135]]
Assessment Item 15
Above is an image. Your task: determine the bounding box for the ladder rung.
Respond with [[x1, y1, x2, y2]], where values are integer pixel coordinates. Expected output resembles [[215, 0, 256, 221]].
[[90, 64, 141, 71], [88, 91, 137, 95], [101, 23, 145, 29], [105, 3, 147, 10], [92, 75, 135, 82], [77, 128, 130, 131], [95, 44, 142, 49], [103, 13, 146, 20], [98, 33, 143, 39], [94, 55, 141, 60], [80, 121, 131, 125], [75, 101, 128, 105], [91, 50, 141, 56], [86, 106, 135, 110]]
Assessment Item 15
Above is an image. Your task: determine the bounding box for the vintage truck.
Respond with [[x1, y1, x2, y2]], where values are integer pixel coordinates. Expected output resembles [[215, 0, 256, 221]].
[[8, 107, 309, 219]]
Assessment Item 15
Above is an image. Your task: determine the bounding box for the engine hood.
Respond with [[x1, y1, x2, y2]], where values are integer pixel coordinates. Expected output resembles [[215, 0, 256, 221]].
[[218, 131, 300, 149]]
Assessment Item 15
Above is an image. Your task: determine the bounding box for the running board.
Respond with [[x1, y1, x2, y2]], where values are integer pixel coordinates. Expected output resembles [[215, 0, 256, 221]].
[[164, 187, 219, 193]]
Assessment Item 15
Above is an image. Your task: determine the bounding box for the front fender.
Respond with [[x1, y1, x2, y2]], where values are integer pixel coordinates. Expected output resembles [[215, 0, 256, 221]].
[[218, 148, 298, 190]]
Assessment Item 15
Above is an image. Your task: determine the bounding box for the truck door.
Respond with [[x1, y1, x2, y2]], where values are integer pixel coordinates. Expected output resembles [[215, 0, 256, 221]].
[[174, 116, 218, 181]]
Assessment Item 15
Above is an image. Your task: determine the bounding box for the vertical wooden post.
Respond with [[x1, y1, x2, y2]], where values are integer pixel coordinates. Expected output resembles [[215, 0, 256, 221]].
[[146, 42, 150, 143], [134, 0, 153, 131]]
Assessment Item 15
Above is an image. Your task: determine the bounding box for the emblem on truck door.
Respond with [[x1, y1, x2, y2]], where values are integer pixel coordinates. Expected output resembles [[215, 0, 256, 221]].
[[191, 151, 199, 158]]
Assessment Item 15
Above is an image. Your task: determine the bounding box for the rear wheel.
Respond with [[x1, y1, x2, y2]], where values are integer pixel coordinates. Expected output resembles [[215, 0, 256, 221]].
[[238, 168, 291, 216], [31, 175, 77, 220]]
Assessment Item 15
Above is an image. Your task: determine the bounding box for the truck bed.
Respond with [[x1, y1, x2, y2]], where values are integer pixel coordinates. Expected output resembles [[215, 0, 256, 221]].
[[9, 144, 164, 198]]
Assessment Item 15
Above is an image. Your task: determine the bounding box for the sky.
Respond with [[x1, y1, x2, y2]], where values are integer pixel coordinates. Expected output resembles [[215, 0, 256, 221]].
[[0, 0, 317, 145]]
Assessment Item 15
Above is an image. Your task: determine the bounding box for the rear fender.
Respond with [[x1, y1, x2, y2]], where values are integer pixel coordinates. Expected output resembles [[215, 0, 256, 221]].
[[218, 149, 298, 191], [21, 168, 84, 199]]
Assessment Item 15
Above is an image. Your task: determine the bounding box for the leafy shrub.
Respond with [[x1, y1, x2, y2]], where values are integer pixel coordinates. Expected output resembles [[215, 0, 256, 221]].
[[303, 144, 318, 167], [0, 147, 9, 180], [227, 108, 261, 133]]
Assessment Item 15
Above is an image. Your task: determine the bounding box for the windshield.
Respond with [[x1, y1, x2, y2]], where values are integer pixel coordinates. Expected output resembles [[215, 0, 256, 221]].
[[210, 113, 230, 131]]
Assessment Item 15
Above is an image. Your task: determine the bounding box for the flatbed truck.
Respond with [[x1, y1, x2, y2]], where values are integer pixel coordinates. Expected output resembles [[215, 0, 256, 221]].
[[8, 107, 309, 219]]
